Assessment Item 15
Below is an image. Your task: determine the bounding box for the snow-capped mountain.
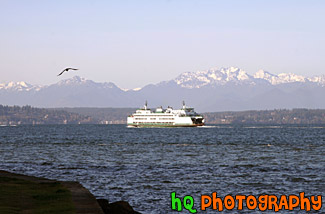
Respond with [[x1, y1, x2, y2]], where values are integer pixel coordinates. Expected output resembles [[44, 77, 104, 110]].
[[56, 76, 89, 86], [308, 74, 325, 86], [55, 76, 117, 89], [254, 70, 308, 85], [0, 67, 324, 111], [0, 81, 42, 91], [173, 67, 255, 88], [173, 67, 324, 88]]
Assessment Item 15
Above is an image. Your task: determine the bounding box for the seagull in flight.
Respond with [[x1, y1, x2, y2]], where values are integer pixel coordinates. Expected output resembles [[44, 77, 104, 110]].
[[57, 68, 78, 76]]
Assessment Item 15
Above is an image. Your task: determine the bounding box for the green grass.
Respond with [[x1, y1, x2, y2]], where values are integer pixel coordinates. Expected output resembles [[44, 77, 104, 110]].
[[0, 176, 75, 214]]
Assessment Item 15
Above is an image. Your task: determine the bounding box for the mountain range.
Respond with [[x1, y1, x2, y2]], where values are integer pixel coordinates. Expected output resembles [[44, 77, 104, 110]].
[[1, 67, 324, 112]]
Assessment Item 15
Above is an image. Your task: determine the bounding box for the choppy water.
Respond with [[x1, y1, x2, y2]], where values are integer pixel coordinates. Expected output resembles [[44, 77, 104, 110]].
[[0, 125, 324, 213]]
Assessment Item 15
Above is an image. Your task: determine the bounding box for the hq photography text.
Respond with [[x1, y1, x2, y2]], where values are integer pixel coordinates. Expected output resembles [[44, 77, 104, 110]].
[[170, 192, 322, 213]]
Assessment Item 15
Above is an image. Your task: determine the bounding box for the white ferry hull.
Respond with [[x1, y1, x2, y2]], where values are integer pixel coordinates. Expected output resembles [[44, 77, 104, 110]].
[[127, 116, 204, 127], [127, 122, 204, 128]]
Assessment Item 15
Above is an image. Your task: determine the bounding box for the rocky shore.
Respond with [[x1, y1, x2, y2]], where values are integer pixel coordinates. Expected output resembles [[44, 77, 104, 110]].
[[0, 170, 141, 214]]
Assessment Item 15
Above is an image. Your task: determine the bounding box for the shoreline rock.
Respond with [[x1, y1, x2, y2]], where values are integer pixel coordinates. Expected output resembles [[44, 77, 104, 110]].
[[0, 170, 141, 214], [97, 199, 141, 214]]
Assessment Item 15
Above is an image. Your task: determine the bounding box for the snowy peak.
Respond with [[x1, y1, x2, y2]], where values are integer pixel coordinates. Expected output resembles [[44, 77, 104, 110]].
[[308, 74, 325, 86], [55, 76, 118, 89], [0, 81, 41, 91], [254, 70, 310, 85], [57, 76, 88, 86], [219, 67, 251, 81], [173, 67, 324, 88], [254, 70, 276, 79], [277, 73, 306, 84], [254, 70, 294, 85], [174, 67, 255, 88]]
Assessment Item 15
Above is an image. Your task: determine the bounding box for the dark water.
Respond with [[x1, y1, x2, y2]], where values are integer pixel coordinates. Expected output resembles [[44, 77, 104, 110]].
[[0, 125, 324, 213]]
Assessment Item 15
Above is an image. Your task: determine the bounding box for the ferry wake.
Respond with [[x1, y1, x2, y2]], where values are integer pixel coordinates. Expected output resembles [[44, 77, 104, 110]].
[[127, 101, 204, 127]]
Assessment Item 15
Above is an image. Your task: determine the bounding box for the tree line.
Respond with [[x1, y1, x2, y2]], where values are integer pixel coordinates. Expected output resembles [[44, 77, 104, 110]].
[[203, 109, 325, 124], [0, 105, 96, 125], [1, 105, 325, 125]]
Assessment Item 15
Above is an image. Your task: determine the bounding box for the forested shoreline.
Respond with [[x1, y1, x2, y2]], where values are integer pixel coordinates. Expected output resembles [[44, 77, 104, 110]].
[[1, 105, 325, 125]]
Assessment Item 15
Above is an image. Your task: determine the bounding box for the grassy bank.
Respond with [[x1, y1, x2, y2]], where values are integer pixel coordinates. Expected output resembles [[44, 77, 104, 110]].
[[0, 175, 75, 214]]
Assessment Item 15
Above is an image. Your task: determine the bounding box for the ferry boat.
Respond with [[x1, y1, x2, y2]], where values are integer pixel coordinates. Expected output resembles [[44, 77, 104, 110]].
[[127, 101, 204, 127]]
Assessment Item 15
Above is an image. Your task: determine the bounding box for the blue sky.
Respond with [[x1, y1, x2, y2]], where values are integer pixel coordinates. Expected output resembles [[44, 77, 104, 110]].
[[0, 0, 324, 88]]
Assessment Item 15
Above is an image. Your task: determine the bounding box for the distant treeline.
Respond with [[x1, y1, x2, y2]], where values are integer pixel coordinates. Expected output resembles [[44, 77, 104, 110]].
[[54, 107, 136, 124], [1, 105, 325, 125], [0, 105, 95, 125], [203, 109, 325, 124]]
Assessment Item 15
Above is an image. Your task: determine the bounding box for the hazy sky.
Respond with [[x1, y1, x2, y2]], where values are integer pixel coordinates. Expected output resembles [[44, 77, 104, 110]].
[[0, 0, 324, 89]]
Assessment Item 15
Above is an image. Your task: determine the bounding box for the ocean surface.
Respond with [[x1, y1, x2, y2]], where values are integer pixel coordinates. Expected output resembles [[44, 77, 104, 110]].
[[0, 124, 324, 213]]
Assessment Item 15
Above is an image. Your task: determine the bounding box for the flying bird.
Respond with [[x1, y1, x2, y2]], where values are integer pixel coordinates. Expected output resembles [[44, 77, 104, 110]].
[[57, 68, 78, 76]]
